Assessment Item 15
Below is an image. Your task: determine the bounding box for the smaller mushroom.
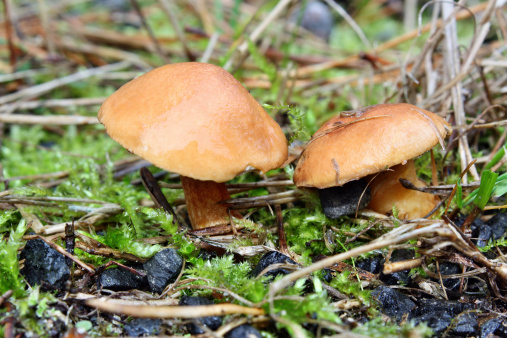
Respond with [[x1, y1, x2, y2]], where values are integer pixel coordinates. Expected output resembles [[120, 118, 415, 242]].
[[293, 103, 451, 219], [366, 160, 440, 219], [98, 62, 288, 229]]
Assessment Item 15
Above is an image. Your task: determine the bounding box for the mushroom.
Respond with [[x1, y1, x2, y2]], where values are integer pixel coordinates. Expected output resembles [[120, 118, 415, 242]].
[[293, 103, 451, 219], [98, 62, 288, 229]]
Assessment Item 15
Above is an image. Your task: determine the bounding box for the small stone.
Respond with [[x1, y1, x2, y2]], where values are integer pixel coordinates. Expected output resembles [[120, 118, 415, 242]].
[[409, 299, 476, 334], [379, 249, 414, 286], [411, 311, 453, 334], [475, 224, 493, 247], [225, 325, 262, 338], [452, 312, 478, 336], [434, 262, 461, 291], [179, 296, 222, 334], [356, 256, 384, 274], [98, 266, 148, 291], [319, 180, 371, 219], [486, 213, 507, 240], [20, 239, 70, 290], [322, 268, 334, 283], [456, 214, 489, 247], [480, 317, 507, 338], [197, 249, 218, 261], [251, 251, 297, 280], [123, 318, 161, 337], [410, 298, 475, 318], [96, 0, 129, 11], [371, 286, 416, 323], [292, 1, 334, 42], [143, 248, 183, 294]]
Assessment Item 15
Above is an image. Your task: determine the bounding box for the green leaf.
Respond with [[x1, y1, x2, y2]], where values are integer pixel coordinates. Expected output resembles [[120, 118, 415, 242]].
[[484, 144, 506, 170], [473, 170, 499, 210], [75, 321, 93, 331], [456, 177, 463, 209], [492, 172, 507, 198]]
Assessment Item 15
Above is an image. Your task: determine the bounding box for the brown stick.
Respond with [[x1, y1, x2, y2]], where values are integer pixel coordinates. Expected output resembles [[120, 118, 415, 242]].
[[85, 298, 264, 318], [275, 205, 288, 255], [129, 0, 170, 63], [2, 0, 17, 70], [0, 114, 98, 125], [140, 167, 186, 230], [0, 290, 13, 307]]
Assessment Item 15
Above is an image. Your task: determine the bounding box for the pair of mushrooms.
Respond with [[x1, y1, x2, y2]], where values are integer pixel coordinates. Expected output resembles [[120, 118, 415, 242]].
[[294, 103, 451, 219], [98, 62, 450, 230]]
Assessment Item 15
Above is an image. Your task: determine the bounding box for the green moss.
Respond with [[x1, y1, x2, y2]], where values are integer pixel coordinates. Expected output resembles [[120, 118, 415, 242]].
[[185, 255, 269, 303], [0, 220, 27, 297], [331, 271, 371, 306]]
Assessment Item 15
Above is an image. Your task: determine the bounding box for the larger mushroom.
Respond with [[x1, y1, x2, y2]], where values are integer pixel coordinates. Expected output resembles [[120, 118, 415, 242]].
[[98, 62, 288, 229], [293, 103, 451, 219]]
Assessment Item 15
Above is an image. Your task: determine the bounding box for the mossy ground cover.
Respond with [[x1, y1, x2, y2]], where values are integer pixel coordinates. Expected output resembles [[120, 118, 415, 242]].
[[1, 0, 506, 336]]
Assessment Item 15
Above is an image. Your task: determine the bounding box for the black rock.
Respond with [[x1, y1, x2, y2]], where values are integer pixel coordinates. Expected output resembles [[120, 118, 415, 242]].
[[456, 214, 488, 247], [179, 296, 223, 334], [123, 318, 161, 337], [225, 325, 262, 338], [20, 239, 70, 290], [410, 298, 475, 318], [480, 317, 507, 338], [456, 213, 484, 231], [98, 266, 149, 291], [319, 180, 371, 219], [434, 262, 461, 291], [356, 256, 384, 274], [452, 312, 479, 336], [96, 0, 129, 11], [411, 311, 453, 334], [371, 286, 416, 323], [486, 213, 507, 240], [322, 268, 334, 283], [409, 299, 477, 335], [143, 248, 183, 294], [379, 249, 414, 286], [251, 251, 297, 280], [292, 1, 334, 42], [38, 140, 56, 148], [197, 249, 218, 261], [475, 223, 493, 247], [467, 213, 507, 247]]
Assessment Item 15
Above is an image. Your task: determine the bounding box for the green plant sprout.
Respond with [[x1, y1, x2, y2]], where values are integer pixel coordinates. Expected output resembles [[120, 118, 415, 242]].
[[455, 143, 507, 210]]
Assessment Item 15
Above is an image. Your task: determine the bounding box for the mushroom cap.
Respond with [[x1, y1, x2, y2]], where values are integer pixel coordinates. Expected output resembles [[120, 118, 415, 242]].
[[98, 62, 288, 182], [293, 103, 450, 188]]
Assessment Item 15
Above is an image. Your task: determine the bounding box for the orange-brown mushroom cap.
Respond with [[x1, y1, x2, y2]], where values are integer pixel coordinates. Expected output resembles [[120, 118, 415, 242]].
[[98, 62, 288, 182], [293, 103, 451, 188]]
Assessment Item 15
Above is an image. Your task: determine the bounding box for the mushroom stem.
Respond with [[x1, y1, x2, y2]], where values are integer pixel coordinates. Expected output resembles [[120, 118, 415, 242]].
[[367, 160, 439, 219], [180, 176, 242, 229]]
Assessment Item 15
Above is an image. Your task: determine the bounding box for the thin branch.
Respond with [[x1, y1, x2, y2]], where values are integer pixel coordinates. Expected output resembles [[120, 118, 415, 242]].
[[85, 299, 264, 318], [0, 61, 131, 105], [0, 114, 98, 125]]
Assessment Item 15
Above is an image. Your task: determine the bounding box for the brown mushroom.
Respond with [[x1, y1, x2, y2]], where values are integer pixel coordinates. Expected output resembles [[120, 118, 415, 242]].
[[293, 103, 451, 219], [98, 62, 288, 229]]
